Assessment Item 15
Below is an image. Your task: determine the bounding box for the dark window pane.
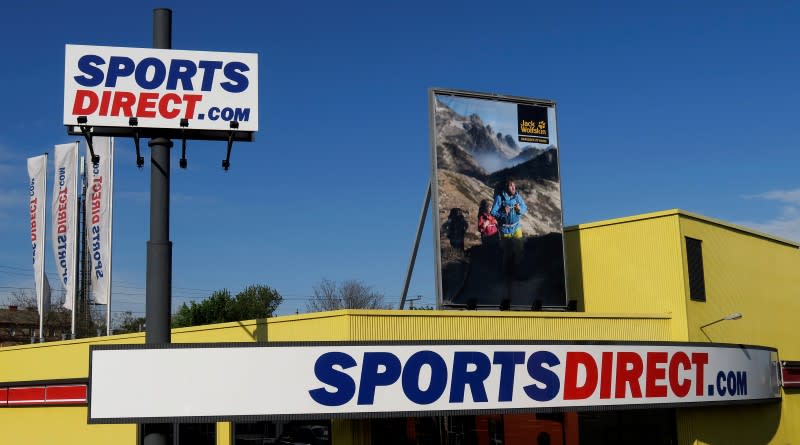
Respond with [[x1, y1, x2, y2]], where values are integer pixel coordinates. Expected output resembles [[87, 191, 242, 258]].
[[686, 237, 706, 301]]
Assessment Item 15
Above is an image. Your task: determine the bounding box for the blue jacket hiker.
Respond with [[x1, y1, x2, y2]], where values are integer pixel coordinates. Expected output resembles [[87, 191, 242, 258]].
[[491, 180, 528, 236]]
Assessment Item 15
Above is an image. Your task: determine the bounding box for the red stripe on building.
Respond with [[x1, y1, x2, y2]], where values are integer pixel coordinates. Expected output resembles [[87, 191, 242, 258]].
[[783, 365, 800, 389], [0, 388, 7, 405], [45, 385, 87, 404], [7, 386, 45, 405]]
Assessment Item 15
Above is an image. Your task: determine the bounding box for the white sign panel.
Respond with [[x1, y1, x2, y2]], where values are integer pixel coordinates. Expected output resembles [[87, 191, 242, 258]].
[[89, 342, 780, 422], [64, 44, 258, 132]]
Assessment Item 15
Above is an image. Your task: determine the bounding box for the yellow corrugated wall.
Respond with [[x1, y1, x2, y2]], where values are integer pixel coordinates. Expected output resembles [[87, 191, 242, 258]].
[[678, 214, 800, 353], [564, 210, 689, 341], [675, 213, 800, 444], [0, 406, 136, 445], [341, 310, 670, 341]]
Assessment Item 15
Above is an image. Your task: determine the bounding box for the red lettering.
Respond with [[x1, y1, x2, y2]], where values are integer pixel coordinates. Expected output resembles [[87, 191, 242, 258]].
[[158, 93, 182, 119], [110, 91, 136, 117], [136, 92, 159, 118], [600, 351, 613, 399], [182, 94, 203, 119], [72, 90, 98, 115], [669, 352, 692, 397], [692, 353, 708, 396], [615, 352, 643, 398], [99, 90, 112, 116], [57, 189, 68, 234], [645, 352, 668, 397], [564, 352, 598, 400], [30, 198, 37, 241]]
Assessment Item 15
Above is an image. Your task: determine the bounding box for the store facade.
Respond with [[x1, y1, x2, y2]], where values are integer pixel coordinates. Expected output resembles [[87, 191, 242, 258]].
[[1, 209, 798, 444]]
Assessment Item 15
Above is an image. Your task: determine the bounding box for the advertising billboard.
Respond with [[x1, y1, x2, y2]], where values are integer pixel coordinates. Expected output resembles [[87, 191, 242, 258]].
[[430, 89, 566, 309], [64, 44, 258, 137], [88, 342, 780, 422]]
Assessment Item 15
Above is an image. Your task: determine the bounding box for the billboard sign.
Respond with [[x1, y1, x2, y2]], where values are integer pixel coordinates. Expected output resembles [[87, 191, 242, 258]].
[[88, 342, 780, 423], [430, 89, 566, 309], [64, 44, 258, 135]]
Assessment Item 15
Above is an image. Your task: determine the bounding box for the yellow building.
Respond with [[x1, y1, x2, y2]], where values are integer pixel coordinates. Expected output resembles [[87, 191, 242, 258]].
[[1, 209, 797, 444]]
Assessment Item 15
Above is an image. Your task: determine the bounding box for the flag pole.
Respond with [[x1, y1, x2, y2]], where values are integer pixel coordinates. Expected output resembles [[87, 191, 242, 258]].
[[70, 143, 79, 339], [38, 154, 48, 343], [106, 138, 114, 336]]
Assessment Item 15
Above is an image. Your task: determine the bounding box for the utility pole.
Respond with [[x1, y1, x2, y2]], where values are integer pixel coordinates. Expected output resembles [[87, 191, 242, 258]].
[[142, 9, 174, 445]]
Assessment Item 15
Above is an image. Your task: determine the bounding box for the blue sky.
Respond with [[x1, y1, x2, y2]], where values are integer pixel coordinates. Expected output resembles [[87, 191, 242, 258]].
[[0, 1, 798, 318]]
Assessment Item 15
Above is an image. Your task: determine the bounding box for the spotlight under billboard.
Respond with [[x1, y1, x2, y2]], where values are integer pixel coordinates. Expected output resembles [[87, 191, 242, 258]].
[[430, 89, 567, 309]]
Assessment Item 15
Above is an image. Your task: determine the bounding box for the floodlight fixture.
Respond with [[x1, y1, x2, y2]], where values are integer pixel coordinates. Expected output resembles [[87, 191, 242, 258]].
[[179, 119, 189, 169], [700, 312, 743, 341], [129, 117, 144, 168], [76, 116, 99, 163], [222, 121, 239, 171]]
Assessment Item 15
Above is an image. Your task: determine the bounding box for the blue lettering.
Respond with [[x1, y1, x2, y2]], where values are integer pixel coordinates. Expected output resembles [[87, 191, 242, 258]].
[[357, 352, 401, 405], [493, 351, 525, 402], [221, 62, 249, 93], [105, 56, 135, 88], [208, 107, 220, 121], [135, 58, 167, 90], [234, 107, 251, 122], [309, 352, 357, 406], [402, 351, 447, 405], [716, 371, 727, 396], [449, 352, 490, 403], [74, 54, 105, 87], [736, 371, 747, 395], [198, 60, 223, 91], [221, 107, 234, 121], [727, 371, 737, 395], [166, 59, 197, 91], [523, 351, 560, 402]]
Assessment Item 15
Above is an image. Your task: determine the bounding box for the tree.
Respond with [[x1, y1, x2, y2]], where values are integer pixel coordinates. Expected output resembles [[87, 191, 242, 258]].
[[113, 311, 146, 334], [172, 284, 283, 328], [9, 289, 37, 309], [306, 279, 389, 312]]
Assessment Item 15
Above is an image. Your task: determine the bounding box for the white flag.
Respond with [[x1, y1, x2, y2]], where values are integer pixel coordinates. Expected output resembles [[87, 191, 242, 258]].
[[52, 143, 78, 311], [85, 138, 114, 305], [27, 154, 51, 315]]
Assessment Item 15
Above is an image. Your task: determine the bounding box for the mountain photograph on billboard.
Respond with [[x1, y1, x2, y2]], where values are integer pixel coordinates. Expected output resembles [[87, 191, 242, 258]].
[[430, 89, 567, 309]]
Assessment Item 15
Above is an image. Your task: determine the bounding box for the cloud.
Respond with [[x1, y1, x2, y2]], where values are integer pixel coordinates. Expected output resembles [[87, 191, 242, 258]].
[[738, 189, 800, 242], [743, 189, 800, 206]]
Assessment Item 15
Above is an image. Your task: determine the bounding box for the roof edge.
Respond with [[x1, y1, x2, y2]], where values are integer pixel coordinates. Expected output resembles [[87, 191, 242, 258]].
[[566, 209, 799, 248]]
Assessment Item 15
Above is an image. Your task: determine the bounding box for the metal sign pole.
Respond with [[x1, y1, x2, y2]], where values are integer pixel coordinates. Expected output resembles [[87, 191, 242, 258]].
[[143, 8, 173, 445], [399, 180, 431, 309]]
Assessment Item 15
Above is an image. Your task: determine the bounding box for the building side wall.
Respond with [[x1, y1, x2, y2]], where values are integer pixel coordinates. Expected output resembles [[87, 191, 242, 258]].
[[0, 406, 135, 445], [565, 213, 689, 340], [676, 216, 800, 445], [678, 216, 800, 354], [676, 402, 791, 445]]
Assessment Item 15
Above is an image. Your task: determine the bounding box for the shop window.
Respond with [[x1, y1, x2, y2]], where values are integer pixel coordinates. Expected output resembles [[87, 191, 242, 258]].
[[685, 237, 706, 301], [234, 420, 329, 445], [138, 423, 215, 445]]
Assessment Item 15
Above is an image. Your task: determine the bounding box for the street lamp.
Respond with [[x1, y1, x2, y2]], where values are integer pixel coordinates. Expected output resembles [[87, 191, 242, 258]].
[[700, 312, 743, 341]]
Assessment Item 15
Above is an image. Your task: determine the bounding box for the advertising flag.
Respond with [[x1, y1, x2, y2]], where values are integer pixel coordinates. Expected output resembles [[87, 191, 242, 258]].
[[27, 154, 51, 315], [52, 143, 79, 311], [85, 138, 113, 305]]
